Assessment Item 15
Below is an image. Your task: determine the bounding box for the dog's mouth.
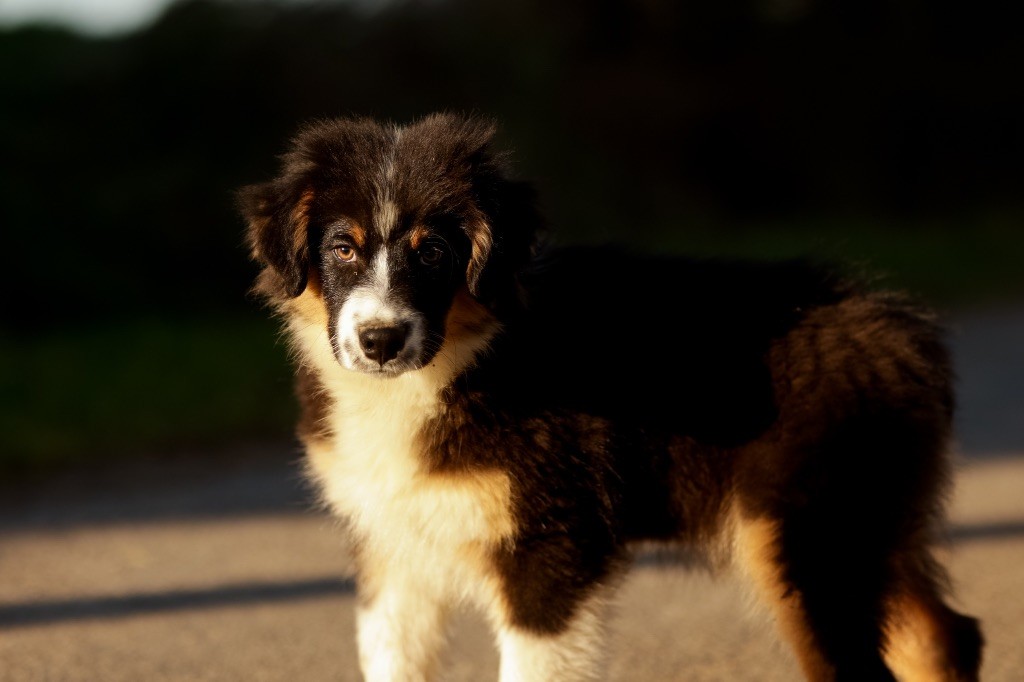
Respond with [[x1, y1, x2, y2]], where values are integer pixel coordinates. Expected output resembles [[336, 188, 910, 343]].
[[341, 352, 425, 378]]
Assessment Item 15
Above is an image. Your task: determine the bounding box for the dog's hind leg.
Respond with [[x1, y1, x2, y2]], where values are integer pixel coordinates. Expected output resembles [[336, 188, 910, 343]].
[[734, 513, 899, 681], [882, 551, 983, 682]]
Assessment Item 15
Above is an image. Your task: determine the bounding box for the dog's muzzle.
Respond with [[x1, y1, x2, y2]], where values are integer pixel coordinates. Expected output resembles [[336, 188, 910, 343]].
[[357, 324, 410, 368]]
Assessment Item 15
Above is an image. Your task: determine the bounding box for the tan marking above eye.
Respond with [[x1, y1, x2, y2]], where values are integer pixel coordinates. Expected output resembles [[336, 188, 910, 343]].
[[410, 225, 430, 250], [348, 224, 367, 248], [328, 219, 366, 249]]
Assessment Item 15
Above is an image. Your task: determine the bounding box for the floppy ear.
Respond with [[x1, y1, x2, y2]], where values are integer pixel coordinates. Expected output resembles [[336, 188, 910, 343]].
[[237, 179, 315, 298], [466, 176, 544, 306], [465, 216, 493, 297]]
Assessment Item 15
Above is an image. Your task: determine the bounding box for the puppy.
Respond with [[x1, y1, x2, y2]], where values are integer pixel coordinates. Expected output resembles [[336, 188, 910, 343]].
[[239, 113, 982, 681]]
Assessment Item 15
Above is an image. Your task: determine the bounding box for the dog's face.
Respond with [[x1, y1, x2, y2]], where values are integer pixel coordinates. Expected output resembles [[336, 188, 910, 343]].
[[314, 206, 460, 375], [239, 114, 540, 377]]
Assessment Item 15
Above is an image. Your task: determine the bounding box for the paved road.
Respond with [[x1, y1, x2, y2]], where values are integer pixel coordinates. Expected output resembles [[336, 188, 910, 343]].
[[2, 305, 1022, 681]]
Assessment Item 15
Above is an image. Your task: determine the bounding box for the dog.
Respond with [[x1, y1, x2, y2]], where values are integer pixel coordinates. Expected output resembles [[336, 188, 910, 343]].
[[238, 113, 983, 681]]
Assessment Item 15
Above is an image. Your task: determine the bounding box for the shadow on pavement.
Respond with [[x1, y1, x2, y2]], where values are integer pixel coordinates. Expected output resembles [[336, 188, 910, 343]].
[[0, 445, 313, 531], [4, 517, 1023, 631], [0, 576, 355, 629], [947, 519, 1024, 544]]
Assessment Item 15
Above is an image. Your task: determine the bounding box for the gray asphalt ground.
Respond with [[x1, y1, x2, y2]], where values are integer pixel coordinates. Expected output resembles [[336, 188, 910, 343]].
[[2, 304, 1023, 681]]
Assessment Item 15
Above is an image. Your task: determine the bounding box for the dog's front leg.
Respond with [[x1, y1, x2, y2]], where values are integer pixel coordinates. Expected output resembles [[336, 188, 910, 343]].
[[355, 570, 450, 682], [495, 588, 612, 682]]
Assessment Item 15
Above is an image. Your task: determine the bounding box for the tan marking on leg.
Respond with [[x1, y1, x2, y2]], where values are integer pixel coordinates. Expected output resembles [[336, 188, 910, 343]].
[[885, 591, 949, 681], [884, 589, 981, 682], [733, 514, 835, 681]]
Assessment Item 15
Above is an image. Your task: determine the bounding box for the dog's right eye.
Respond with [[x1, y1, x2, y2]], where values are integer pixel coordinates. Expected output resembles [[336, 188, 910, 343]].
[[418, 243, 446, 266], [333, 244, 358, 263]]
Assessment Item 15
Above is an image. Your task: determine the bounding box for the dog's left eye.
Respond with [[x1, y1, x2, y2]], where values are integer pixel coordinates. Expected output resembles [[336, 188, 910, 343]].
[[333, 243, 358, 263], [418, 244, 446, 266]]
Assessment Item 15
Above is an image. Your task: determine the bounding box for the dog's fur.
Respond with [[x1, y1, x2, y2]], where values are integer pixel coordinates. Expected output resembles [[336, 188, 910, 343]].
[[239, 113, 983, 681]]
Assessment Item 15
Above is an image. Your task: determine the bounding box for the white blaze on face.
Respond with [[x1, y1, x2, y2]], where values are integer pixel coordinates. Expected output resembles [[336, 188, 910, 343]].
[[335, 248, 427, 374], [375, 199, 400, 240]]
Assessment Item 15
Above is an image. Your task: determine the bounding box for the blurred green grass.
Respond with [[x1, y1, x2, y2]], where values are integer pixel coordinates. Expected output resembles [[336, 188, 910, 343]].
[[0, 315, 297, 473], [589, 210, 1024, 309], [2, 214, 1022, 473]]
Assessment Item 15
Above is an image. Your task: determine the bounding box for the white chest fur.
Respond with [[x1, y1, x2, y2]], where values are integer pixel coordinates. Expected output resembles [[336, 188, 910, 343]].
[[313, 382, 512, 540], [304, 362, 514, 604], [288, 299, 513, 602]]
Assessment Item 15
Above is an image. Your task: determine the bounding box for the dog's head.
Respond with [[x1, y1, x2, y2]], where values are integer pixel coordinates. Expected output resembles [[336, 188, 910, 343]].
[[238, 114, 541, 377]]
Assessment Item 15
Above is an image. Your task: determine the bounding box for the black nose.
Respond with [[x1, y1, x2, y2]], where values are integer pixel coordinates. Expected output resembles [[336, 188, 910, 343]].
[[358, 325, 408, 366]]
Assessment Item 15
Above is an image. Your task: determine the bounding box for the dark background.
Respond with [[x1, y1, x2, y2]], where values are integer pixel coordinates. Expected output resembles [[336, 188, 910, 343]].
[[3, 0, 1023, 470]]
